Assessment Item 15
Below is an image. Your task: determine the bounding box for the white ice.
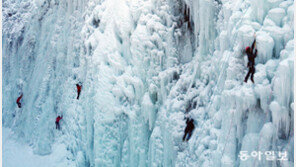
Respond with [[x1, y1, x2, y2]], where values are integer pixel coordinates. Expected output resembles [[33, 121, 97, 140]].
[[2, 0, 294, 166]]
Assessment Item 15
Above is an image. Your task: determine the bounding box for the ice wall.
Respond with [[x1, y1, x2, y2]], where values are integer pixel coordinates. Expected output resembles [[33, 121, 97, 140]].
[[173, 0, 294, 167], [3, 0, 88, 156], [2, 0, 294, 167]]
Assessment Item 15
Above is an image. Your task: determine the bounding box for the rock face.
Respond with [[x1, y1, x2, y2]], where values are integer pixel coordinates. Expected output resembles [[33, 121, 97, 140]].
[[2, 0, 294, 166]]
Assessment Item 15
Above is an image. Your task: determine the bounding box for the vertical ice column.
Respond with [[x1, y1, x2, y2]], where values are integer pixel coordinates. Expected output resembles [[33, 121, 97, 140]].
[[190, 0, 218, 55]]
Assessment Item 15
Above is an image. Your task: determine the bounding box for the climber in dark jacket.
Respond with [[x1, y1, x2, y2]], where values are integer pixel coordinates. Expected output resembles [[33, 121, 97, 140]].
[[183, 118, 195, 141], [16, 94, 23, 108], [76, 83, 82, 99], [244, 35, 257, 83], [55, 116, 63, 130]]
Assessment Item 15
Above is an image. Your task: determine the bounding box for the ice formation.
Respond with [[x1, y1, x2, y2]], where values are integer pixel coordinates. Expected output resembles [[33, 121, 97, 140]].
[[2, 0, 294, 166]]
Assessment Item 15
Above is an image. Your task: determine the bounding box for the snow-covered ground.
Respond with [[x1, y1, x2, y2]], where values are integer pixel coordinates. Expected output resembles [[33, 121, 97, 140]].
[[2, 0, 294, 166], [3, 128, 74, 167]]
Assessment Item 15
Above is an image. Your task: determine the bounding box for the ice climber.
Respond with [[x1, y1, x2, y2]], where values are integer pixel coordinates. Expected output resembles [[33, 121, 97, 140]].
[[183, 118, 195, 141], [16, 94, 23, 108], [76, 83, 82, 99], [244, 34, 257, 83], [55, 116, 63, 130]]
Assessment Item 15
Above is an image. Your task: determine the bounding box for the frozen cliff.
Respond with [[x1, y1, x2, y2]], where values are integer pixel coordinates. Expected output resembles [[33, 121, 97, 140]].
[[2, 0, 294, 166]]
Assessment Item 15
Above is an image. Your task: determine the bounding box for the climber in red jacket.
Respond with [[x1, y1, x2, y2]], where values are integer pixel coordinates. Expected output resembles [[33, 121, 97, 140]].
[[244, 34, 257, 83], [16, 94, 23, 108], [76, 83, 82, 99], [55, 116, 63, 130]]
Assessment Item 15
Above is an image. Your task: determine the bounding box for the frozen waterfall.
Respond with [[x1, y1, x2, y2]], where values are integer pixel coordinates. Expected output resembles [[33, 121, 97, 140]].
[[2, 0, 294, 166]]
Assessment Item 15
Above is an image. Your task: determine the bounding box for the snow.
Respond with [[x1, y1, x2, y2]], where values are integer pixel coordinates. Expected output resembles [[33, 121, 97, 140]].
[[3, 128, 74, 167], [2, 0, 294, 166]]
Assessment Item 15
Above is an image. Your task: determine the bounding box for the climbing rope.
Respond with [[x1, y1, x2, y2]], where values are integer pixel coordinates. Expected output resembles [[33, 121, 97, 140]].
[[221, 110, 235, 156], [218, 4, 261, 160], [185, 2, 260, 163], [252, 90, 273, 166], [252, 88, 294, 166], [189, 52, 231, 150]]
